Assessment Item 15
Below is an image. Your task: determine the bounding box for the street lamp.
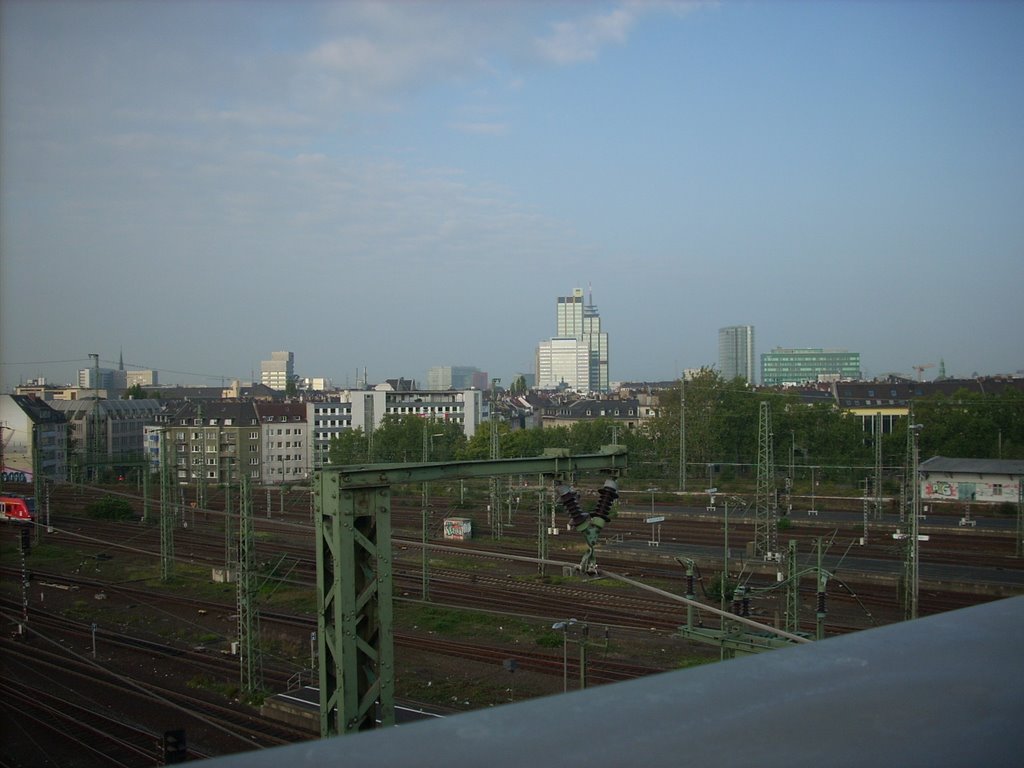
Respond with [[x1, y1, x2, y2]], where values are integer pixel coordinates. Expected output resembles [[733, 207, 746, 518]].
[[551, 619, 577, 692]]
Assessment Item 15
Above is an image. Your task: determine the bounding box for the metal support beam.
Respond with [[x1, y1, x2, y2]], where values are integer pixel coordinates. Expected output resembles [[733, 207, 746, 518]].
[[314, 447, 627, 739], [316, 478, 395, 736]]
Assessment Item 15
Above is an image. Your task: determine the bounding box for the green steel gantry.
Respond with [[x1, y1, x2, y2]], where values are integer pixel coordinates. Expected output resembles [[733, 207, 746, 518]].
[[313, 446, 627, 738]]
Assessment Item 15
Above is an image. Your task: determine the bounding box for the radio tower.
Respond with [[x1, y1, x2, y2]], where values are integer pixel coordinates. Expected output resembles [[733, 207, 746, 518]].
[[754, 401, 779, 561]]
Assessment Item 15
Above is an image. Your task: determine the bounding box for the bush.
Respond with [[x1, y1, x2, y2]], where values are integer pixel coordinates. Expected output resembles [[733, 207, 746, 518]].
[[85, 494, 135, 521]]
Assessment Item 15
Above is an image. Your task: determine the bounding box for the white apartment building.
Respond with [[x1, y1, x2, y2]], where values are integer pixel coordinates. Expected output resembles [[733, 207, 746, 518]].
[[307, 400, 353, 469]]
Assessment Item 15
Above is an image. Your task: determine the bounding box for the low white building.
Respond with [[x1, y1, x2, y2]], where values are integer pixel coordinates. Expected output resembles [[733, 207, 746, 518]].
[[350, 385, 484, 438]]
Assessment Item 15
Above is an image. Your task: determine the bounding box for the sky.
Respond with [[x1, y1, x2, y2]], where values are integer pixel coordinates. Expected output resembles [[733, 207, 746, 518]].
[[2, 0, 1022, 391]]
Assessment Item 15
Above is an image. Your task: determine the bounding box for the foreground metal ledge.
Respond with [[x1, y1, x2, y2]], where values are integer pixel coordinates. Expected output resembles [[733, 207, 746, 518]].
[[203, 596, 1024, 767]]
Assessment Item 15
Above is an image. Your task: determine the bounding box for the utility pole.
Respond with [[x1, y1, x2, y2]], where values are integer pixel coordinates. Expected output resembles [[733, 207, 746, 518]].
[[33, 424, 42, 545], [910, 425, 922, 619], [421, 427, 430, 601], [815, 537, 827, 640], [537, 475, 548, 576], [225, 465, 235, 569], [900, 410, 911, 523], [786, 539, 799, 634], [678, 374, 686, 492]]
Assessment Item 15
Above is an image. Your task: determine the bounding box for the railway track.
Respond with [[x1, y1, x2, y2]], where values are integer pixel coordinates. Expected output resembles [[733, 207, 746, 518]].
[[0, 677, 211, 766]]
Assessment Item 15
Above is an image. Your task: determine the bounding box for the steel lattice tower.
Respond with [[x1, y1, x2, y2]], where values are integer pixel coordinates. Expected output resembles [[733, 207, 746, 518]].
[[237, 475, 263, 695], [754, 401, 779, 560], [874, 412, 884, 519], [159, 429, 174, 582], [489, 379, 501, 540]]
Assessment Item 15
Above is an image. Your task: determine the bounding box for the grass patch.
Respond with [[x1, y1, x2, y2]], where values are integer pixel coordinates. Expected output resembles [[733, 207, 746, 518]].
[[398, 603, 533, 643], [429, 556, 489, 572], [188, 674, 240, 700]]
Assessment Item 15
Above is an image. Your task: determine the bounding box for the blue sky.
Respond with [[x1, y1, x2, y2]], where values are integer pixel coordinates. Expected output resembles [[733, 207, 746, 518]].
[[2, 1, 1022, 390]]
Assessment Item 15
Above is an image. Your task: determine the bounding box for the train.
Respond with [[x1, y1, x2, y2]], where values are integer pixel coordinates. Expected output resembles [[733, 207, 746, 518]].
[[0, 494, 35, 523]]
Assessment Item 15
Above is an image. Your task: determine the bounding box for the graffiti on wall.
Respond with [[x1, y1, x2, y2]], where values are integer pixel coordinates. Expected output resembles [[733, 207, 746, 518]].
[[443, 518, 472, 541]]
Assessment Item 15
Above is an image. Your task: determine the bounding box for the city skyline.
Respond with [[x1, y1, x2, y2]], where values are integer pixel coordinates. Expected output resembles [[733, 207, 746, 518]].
[[2, 2, 1022, 391]]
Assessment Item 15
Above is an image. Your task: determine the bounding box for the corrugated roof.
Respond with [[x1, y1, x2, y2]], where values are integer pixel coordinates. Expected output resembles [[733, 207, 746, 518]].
[[920, 455, 1024, 476]]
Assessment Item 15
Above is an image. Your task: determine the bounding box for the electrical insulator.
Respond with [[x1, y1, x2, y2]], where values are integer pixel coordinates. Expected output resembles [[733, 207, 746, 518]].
[[592, 479, 619, 522], [686, 574, 694, 596], [816, 591, 826, 614], [741, 596, 751, 617], [556, 484, 588, 527]]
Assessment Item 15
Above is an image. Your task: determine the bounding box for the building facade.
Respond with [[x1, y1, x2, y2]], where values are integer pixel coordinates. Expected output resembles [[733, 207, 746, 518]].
[[78, 365, 127, 394], [426, 366, 485, 391], [307, 399, 354, 469], [255, 401, 310, 484], [49, 398, 162, 479], [718, 325, 756, 384], [536, 338, 591, 392], [761, 348, 861, 387], [163, 401, 262, 484], [0, 394, 69, 482], [126, 370, 159, 387], [260, 351, 295, 391]]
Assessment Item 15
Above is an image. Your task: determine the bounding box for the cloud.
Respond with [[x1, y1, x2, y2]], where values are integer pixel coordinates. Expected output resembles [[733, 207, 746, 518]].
[[450, 121, 509, 136], [536, 7, 635, 64], [535, 1, 709, 65]]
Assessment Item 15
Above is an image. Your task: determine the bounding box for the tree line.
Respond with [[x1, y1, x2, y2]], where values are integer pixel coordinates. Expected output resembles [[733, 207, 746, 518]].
[[329, 370, 1024, 490]]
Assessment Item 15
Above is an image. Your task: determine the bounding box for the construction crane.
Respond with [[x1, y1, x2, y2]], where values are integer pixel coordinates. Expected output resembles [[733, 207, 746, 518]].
[[913, 363, 934, 381]]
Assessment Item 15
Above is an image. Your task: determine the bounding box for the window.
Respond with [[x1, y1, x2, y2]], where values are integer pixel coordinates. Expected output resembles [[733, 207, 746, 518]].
[[207, 457, 217, 466], [250, 432, 259, 439], [250, 457, 259, 465], [993, 484, 1003, 496]]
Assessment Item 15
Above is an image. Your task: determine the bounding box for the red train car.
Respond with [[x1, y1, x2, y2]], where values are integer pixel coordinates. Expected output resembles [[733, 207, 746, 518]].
[[0, 494, 35, 523]]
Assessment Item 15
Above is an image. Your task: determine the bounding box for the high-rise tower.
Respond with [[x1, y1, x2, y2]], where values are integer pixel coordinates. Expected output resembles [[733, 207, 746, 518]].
[[539, 287, 609, 392], [719, 325, 755, 385]]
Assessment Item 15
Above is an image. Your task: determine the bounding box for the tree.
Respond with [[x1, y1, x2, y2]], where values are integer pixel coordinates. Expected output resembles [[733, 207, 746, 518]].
[[328, 428, 369, 465], [123, 383, 146, 400]]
